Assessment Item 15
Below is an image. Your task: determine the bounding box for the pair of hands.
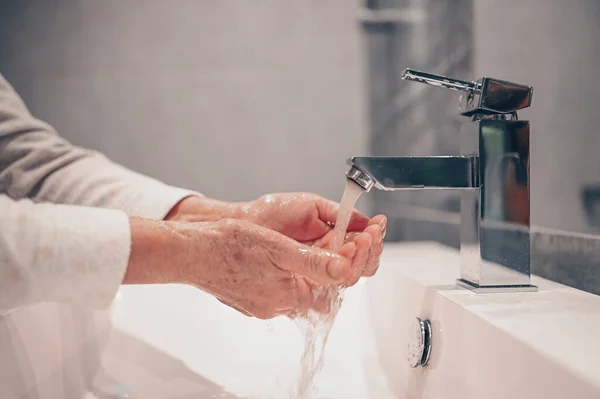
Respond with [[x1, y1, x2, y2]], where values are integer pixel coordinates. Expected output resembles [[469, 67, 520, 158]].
[[148, 193, 386, 319]]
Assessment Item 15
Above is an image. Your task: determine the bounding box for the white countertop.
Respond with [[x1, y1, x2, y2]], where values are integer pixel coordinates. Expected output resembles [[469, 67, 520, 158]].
[[380, 243, 600, 390], [366, 242, 600, 399]]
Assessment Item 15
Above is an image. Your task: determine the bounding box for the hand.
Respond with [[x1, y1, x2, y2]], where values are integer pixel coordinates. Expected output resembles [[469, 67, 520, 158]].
[[165, 193, 387, 285], [125, 218, 357, 319], [237, 193, 387, 285]]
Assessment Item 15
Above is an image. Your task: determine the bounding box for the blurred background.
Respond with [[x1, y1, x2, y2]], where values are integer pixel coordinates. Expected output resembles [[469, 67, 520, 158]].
[[0, 0, 367, 206], [2, 0, 600, 291]]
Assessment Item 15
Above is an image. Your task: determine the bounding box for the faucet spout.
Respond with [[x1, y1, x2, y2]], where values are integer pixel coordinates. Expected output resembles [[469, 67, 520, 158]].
[[347, 156, 478, 191]]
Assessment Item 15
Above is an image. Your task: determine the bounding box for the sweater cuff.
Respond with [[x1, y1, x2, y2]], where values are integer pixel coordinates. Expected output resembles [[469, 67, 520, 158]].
[[33, 203, 131, 310], [122, 184, 201, 220], [1, 199, 132, 313]]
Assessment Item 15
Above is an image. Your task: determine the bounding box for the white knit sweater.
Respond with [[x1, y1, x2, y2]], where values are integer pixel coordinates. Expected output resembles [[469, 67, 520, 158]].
[[0, 72, 195, 398]]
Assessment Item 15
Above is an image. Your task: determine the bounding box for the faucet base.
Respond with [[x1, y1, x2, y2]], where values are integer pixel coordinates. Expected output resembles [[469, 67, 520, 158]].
[[456, 279, 538, 293]]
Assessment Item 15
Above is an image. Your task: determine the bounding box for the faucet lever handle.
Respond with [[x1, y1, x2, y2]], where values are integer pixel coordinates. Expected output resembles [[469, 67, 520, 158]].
[[401, 68, 533, 117], [401, 69, 480, 93]]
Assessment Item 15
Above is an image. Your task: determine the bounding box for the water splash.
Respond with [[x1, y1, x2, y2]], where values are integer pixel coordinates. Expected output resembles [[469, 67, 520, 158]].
[[291, 180, 364, 399]]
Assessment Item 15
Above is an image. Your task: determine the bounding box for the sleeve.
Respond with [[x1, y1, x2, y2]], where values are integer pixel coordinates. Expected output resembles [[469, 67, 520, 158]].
[[0, 72, 198, 219], [0, 195, 131, 315]]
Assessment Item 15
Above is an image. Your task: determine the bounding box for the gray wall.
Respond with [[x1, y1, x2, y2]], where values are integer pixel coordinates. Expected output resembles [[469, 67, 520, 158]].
[[366, 0, 472, 223], [365, 0, 600, 234], [5, 0, 599, 233], [0, 1, 367, 204], [474, 0, 600, 233]]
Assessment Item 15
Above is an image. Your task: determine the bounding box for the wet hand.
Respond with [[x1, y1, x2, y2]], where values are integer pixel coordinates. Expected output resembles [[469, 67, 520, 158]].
[[164, 193, 387, 286], [238, 193, 387, 285], [185, 219, 357, 319]]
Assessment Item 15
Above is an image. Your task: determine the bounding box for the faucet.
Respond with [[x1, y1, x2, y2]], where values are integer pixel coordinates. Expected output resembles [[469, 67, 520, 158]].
[[347, 69, 537, 293]]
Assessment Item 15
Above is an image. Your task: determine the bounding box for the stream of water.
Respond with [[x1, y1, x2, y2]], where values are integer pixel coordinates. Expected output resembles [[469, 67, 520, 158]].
[[291, 180, 364, 399]]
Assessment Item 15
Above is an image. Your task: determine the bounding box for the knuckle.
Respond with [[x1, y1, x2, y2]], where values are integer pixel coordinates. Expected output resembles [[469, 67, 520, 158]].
[[373, 242, 385, 255], [256, 194, 273, 209], [345, 276, 361, 287], [364, 263, 380, 277], [306, 251, 322, 275]]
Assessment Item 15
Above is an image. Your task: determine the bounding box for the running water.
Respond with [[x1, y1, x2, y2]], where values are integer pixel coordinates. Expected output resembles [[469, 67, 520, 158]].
[[330, 180, 365, 251], [291, 179, 365, 399]]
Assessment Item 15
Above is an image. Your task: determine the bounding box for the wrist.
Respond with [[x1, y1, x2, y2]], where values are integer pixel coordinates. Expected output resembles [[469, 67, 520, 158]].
[[233, 195, 267, 225], [124, 217, 199, 285], [164, 195, 245, 223]]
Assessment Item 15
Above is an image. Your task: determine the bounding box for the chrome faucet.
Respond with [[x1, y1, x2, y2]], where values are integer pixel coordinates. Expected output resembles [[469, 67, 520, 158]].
[[347, 69, 537, 293]]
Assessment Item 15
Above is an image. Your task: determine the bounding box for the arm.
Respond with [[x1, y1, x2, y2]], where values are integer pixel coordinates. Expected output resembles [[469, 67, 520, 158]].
[[0, 73, 384, 318], [0, 72, 208, 314], [0, 194, 355, 318], [0, 73, 193, 218], [0, 195, 131, 314]]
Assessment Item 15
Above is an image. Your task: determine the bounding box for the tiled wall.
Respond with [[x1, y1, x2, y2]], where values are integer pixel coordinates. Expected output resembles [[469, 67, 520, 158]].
[[0, 0, 367, 205]]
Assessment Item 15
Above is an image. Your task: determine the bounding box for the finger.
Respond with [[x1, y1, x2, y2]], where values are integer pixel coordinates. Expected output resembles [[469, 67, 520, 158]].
[[344, 232, 360, 243], [344, 232, 372, 287], [295, 272, 333, 315], [341, 216, 385, 245], [303, 278, 341, 314], [312, 231, 359, 250], [338, 241, 357, 259], [294, 276, 315, 316], [311, 286, 331, 314], [315, 198, 370, 232], [292, 277, 331, 316], [267, 276, 299, 317], [370, 214, 387, 238], [281, 242, 352, 285], [363, 224, 384, 277]]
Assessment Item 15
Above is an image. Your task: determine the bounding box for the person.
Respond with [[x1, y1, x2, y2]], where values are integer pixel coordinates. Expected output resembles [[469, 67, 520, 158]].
[[0, 72, 386, 397]]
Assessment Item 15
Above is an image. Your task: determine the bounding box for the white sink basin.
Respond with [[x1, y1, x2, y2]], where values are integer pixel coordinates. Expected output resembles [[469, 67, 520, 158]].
[[98, 242, 600, 398], [100, 276, 389, 398]]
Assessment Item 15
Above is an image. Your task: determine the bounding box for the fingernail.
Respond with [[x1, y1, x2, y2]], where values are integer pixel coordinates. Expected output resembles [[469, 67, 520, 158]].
[[327, 258, 345, 279]]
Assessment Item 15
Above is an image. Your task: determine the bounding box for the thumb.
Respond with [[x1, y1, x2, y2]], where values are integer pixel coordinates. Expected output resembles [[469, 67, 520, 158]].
[[283, 243, 353, 285]]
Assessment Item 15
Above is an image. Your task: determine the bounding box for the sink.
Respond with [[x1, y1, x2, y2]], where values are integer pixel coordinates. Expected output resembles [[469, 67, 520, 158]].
[[365, 242, 600, 399], [97, 277, 390, 398], [95, 242, 600, 398]]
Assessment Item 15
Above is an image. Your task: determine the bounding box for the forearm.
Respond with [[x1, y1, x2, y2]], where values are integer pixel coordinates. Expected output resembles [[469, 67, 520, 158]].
[[0, 73, 195, 217], [0, 192, 221, 314], [33, 152, 198, 218], [164, 195, 245, 222], [0, 72, 87, 200], [124, 217, 195, 285], [124, 217, 224, 289]]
